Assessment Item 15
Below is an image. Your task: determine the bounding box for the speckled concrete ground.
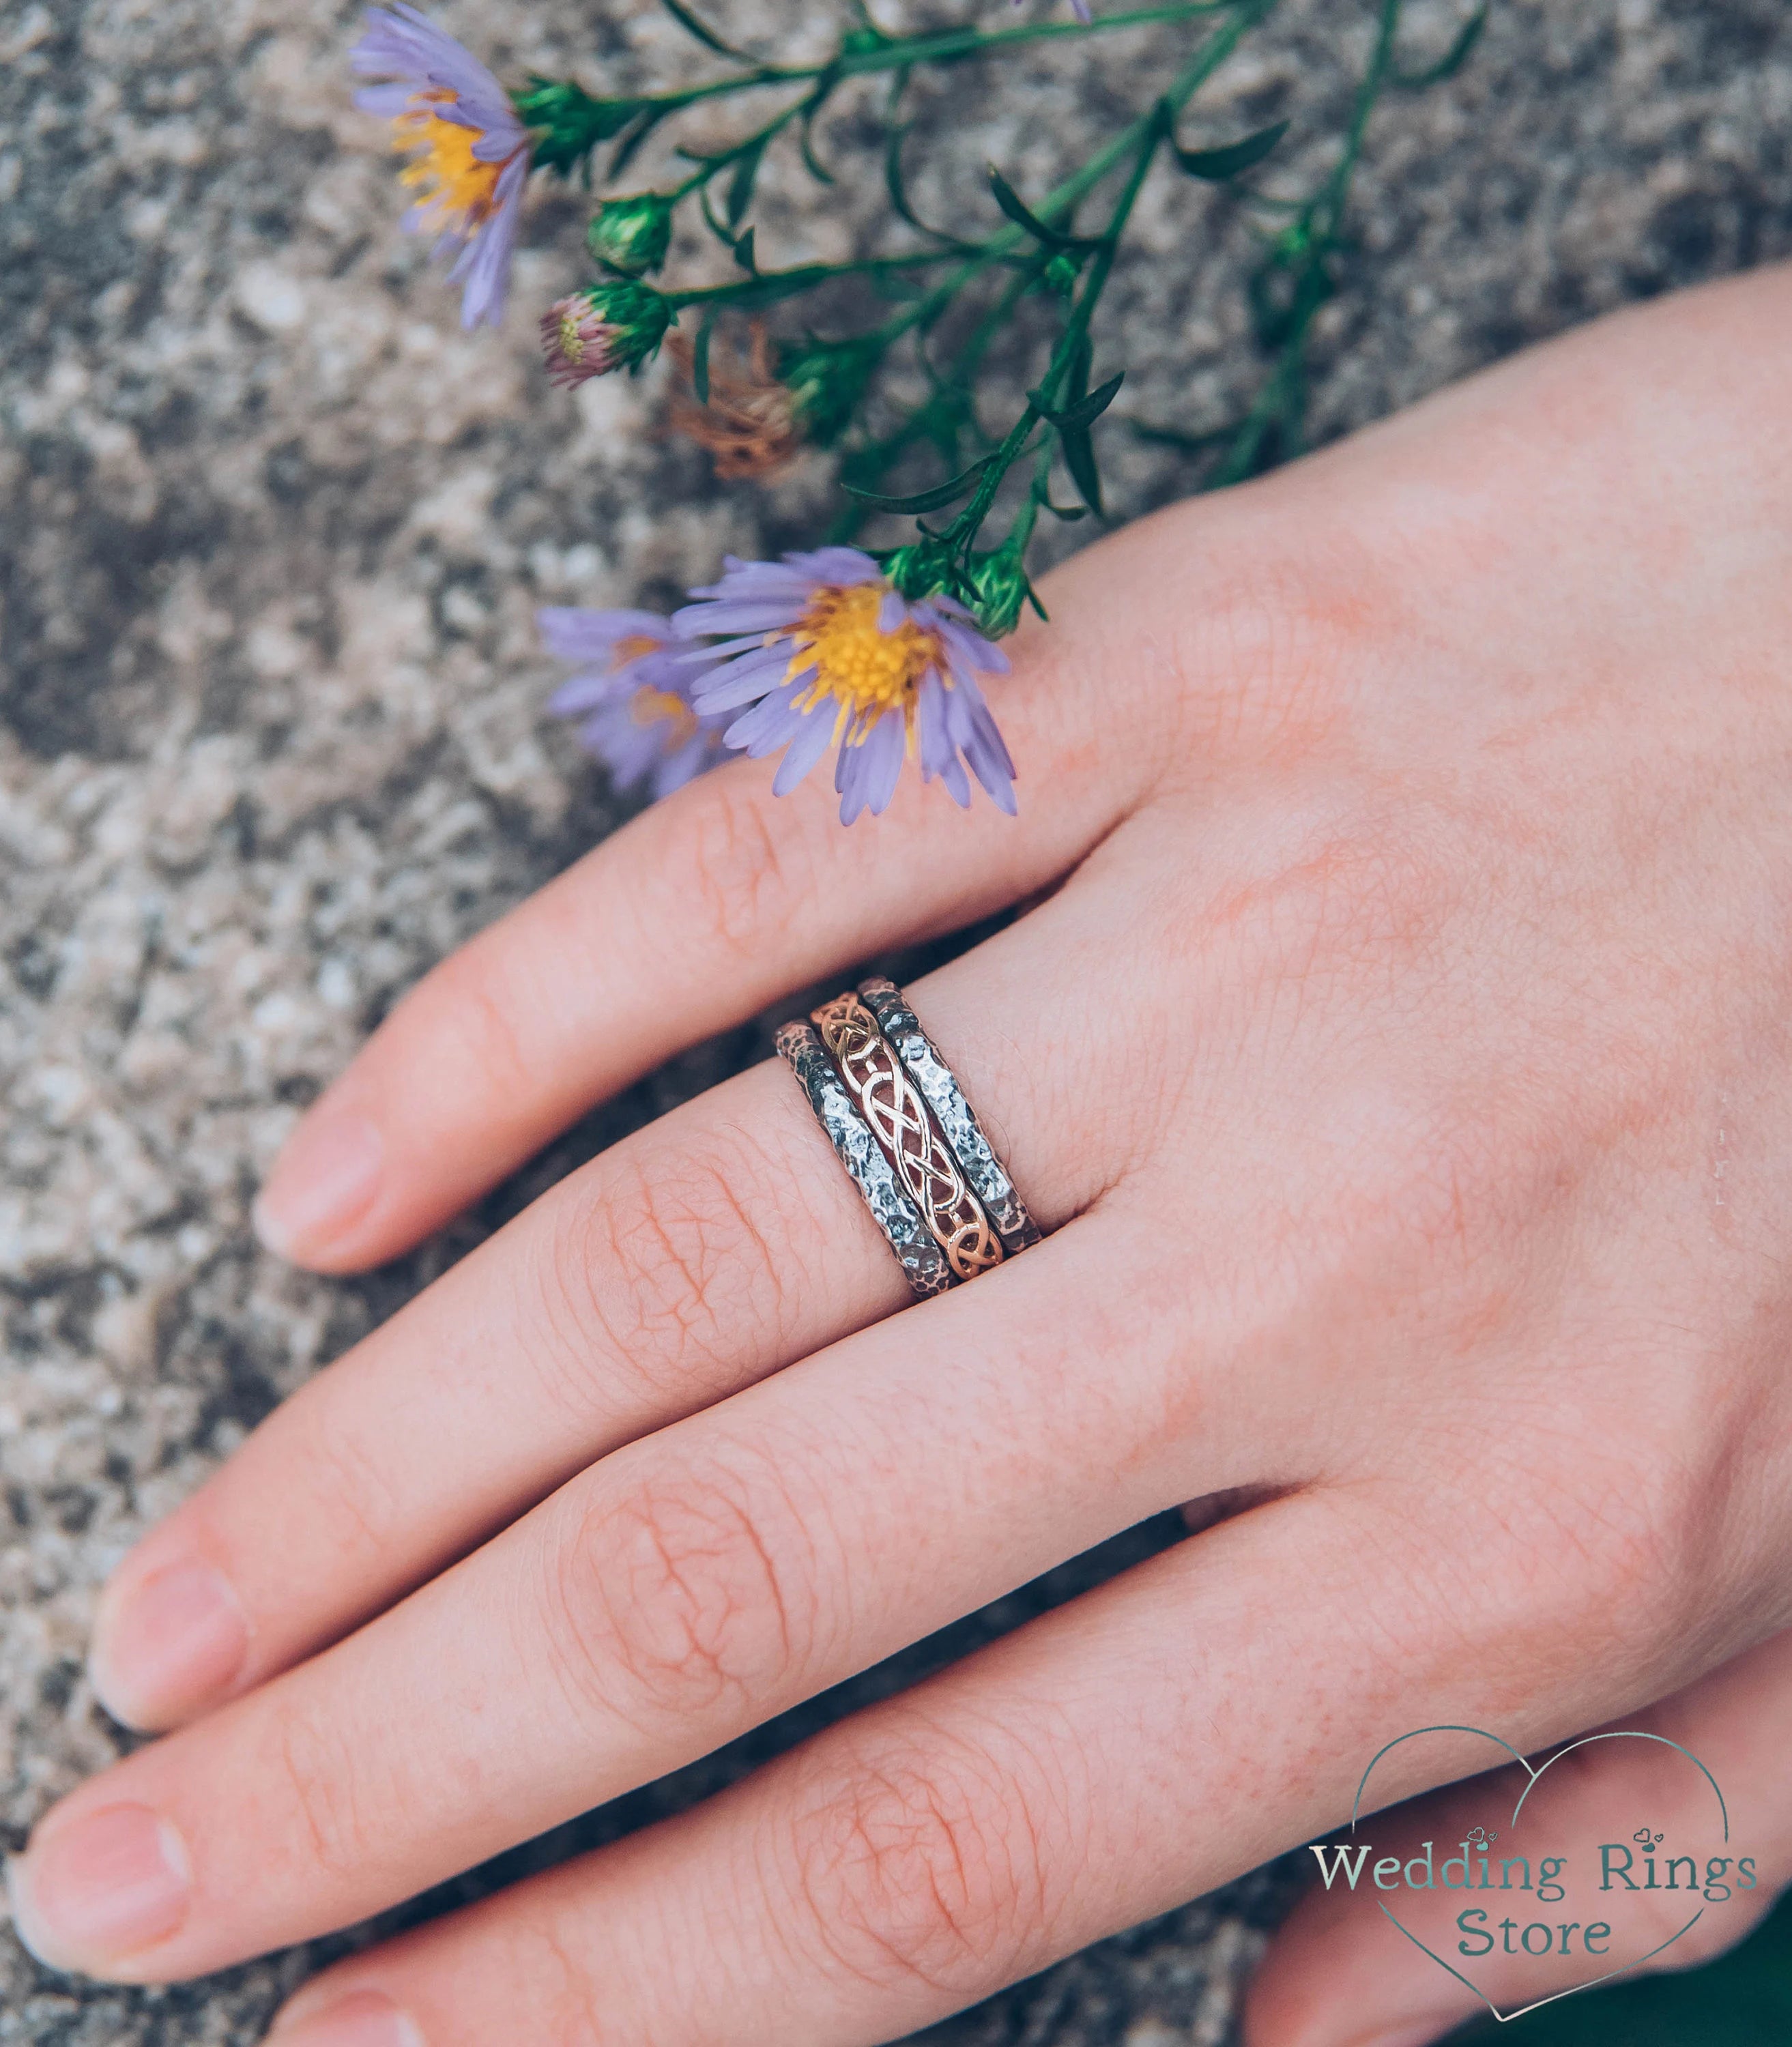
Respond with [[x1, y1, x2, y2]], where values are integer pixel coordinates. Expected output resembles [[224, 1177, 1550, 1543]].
[[5, 1, 1792, 2041]]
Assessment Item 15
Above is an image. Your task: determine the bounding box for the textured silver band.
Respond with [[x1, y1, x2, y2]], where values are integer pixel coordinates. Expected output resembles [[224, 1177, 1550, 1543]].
[[856, 976, 1041, 1255], [774, 1019, 955, 1299]]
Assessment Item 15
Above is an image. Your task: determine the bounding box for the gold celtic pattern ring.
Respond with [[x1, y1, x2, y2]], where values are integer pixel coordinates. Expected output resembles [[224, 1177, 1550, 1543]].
[[856, 975, 1041, 1255], [810, 989, 1007, 1285], [775, 1019, 955, 1300]]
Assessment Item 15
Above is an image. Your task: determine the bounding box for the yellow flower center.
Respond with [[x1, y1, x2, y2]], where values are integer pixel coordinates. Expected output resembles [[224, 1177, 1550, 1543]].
[[631, 684, 698, 749], [785, 583, 936, 744], [552, 304, 590, 364], [393, 92, 507, 234], [611, 634, 661, 669]]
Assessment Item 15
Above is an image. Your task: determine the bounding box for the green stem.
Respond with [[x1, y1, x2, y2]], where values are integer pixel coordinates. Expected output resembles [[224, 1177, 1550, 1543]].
[[1209, 0, 1400, 486], [826, 0, 1272, 359], [946, 108, 1161, 545], [629, 2, 1230, 115]]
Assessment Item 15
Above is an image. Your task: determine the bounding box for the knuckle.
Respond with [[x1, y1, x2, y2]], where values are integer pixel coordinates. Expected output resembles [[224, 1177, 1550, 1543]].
[[544, 1453, 816, 1733], [785, 1724, 1058, 1998], [289, 1387, 404, 1572], [674, 774, 813, 957], [421, 943, 540, 1105], [1155, 537, 1382, 770], [1249, 817, 1461, 997], [528, 1131, 787, 1412], [268, 1696, 377, 1881]]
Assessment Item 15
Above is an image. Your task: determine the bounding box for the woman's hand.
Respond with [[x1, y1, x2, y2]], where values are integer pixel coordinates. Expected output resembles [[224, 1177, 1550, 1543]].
[[12, 267, 1792, 2047]]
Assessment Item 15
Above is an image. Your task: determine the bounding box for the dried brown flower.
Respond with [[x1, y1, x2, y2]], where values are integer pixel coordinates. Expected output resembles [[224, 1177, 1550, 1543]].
[[667, 322, 803, 480]]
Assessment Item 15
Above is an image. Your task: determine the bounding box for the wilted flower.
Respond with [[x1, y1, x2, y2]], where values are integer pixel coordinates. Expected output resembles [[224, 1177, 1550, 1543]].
[[541, 280, 674, 386], [541, 609, 729, 800], [674, 548, 1016, 824], [587, 192, 676, 276], [667, 323, 803, 480], [350, 5, 531, 329]]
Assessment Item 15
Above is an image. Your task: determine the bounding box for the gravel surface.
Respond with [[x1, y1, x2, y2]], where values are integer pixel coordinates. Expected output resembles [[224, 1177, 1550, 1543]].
[[5, 1, 1792, 2040]]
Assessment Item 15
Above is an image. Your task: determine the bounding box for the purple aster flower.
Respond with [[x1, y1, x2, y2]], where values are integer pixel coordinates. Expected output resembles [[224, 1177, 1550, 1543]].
[[671, 547, 1017, 826], [540, 608, 730, 801], [350, 6, 531, 329]]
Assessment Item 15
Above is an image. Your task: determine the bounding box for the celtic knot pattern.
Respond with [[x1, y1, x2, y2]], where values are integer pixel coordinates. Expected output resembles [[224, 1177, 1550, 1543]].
[[812, 993, 1004, 1283]]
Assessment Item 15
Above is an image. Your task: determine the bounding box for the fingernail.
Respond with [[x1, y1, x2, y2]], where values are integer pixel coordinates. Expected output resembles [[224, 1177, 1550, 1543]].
[[90, 1558, 250, 1730], [268, 1990, 427, 2047], [6, 1804, 191, 1972], [253, 1111, 384, 1261]]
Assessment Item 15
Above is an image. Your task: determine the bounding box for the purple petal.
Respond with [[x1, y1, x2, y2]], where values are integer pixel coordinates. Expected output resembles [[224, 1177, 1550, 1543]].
[[936, 755, 972, 808], [353, 82, 416, 115], [684, 562, 820, 605], [771, 704, 838, 795], [650, 730, 718, 800], [576, 703, 663, 790], [780, 546, 884, 586], [692, 648, 807, 714], [670, 600, 805, 638], [724, 681, 809, 757], [547, 669, 623, 717], [454, 152, 526, 328], [931, 611, 1011, 679], [836, 711, 904, 825], [538, 607, 669, 661], [914, 668, 957, 782]]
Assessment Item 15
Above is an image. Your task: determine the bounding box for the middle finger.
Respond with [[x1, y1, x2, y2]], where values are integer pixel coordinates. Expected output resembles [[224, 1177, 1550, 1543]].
[[90, 877, 1138, 1738]]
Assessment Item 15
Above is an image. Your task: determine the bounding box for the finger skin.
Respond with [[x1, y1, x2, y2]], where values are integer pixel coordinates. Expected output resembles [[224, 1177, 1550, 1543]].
[[18, 1197, 1307, 1984], [254, 576, 1156, 1275], [1243, 1628, 1792, 2047], [252, 1487, 1679, 2047], [93, 874, 1156, 1734]]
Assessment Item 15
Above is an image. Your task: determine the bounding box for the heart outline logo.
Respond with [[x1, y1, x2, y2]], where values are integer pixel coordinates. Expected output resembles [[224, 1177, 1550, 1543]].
[[1346, 1724, 1731, 2024]]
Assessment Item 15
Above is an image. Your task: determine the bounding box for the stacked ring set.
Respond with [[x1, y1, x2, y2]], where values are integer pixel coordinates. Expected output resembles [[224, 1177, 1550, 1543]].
[[776, 977, 1040, 1299]]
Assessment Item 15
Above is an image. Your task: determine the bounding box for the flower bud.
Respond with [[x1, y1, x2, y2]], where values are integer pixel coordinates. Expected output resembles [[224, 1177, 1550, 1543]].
[[967, 549, 1032, 639], [510, 79, 642, 176], [881, 536, 962, 607], [587, 192, 675, 276], [541, 280, 673, 386]]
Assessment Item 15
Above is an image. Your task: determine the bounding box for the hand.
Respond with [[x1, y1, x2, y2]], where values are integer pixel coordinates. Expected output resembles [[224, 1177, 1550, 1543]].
[[11, 267, 1792, 2047]]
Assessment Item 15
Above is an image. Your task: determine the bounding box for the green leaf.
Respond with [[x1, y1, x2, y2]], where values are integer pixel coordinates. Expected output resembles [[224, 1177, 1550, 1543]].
[[1170, 117, 1289, 181], [658, 0, 754, 61], [1128, 416, 1237, 452], [726, 136, 768, 227], [691, 316, 714, 405], [1060, 422, 1104, 517], [843, 453, 998, 514], [987, 166, 1080, 250], [1030, 369, 1124, 432], [732, 225, 758, 274], [1393, 3, 1488, 89], [884, 117, 924, 232], [799, 105, 835, 185]]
